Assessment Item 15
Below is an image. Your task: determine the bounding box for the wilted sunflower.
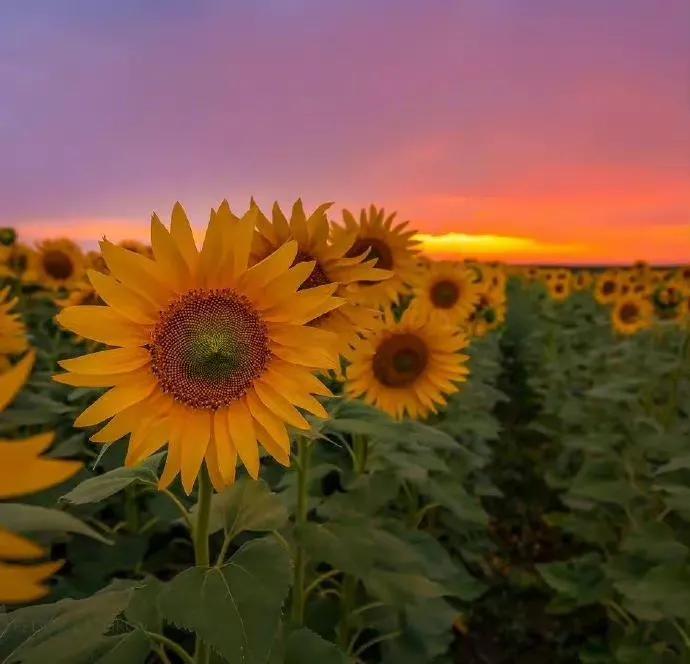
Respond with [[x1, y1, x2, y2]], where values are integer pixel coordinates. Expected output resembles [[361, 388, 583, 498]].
[[332, 205, 420, 307], [409, 260, 480, 325], [26, 239, 85, 290], [54, 203, 343, 494], [248, 199, 389, 349], [345, 308, 469, 420], [0, 351, 82, 603], [0, 287, 28, 367], [611, 296, 653, 335], [594, 271, 620, 305]]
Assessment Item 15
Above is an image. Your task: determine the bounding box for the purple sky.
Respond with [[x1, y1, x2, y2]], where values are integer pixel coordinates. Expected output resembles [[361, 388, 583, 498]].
[[1, 0, 689, 262]]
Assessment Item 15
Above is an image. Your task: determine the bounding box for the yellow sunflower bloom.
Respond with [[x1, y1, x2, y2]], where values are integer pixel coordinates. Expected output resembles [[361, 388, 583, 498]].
[[0, 287, 29, 366], [594, 270, 620, 305], [611, 295, 653, 335], [466, 287, 506, 338], [345, 308, 469, 420], [248, 199, 390, 350], [0, 351, 82, 603], [332, 205, 420, 308], [0, 242, 34, 281], [408, 260, 480, 325], [54, 203, 344, 494], [652, 282, 684, 321], [572, 270, 593, 292], [26, 239, 86, 290], [547, 271, 572, 302], [118, 239, 153, 258]]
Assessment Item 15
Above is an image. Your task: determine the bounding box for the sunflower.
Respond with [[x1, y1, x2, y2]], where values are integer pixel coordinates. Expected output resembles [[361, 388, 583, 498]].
[[54, 203, 344, 494], [408, 260, 480, 325], [26, 239, 86, 290], [572, 270, 593, 292], [611, 295, 653, 335], [0, 287, 29, 369], [547, 272, 572, 302], [594, 270, 620, 305], [0, 242, 34, 281], [55, 282, 102, 308], [332, 205, 420, 307], [248, 199, 389, 350], [86, 250, 109, 274], [466, 287, 506, 337], [345, 308, 469, 420], [652, 283, 684, 321], [0, 351, 82, 603]]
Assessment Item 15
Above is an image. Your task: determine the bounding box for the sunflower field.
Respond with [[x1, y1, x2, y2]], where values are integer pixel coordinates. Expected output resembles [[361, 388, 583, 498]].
[[1, 203, 689, 664]]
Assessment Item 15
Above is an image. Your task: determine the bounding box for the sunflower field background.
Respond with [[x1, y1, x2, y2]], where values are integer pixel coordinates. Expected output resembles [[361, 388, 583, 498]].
[[0, 204, 689, 664]]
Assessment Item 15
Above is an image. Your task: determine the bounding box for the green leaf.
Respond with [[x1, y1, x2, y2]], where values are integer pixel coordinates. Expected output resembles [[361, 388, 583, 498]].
[[364, 570, 446, 606], [195, 477, 288, 539], [0, 587, 132, 664], [93, 630, 151, 664], [424, 478, 488, 526], [60, 454, 165, 505], [0, 503, 110, 543], [284, 628, 348, 664], [158, 536, 291, 663], [537, 554, 609, 607]]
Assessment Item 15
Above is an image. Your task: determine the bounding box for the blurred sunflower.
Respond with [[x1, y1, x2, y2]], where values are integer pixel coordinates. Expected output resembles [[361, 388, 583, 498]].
[[26, 239, 85, 290], [86, 250, 109, 274], [0, 243, 34, 281], [345, 308, 469, 420], [652, 283, 684, 321], [0, 287, 29, 369], [0, 351, 82, 603], [572, 270, 593, 292], [611, 295, 653, 335], [594, 271, 620, 305], [547, 272, 572, 302], [332, 205, 420, 307], [54, 203, 343, 494], [118, 240, 153, 258], [408, 260, 480, 325], [467, 287, 506, 337], [56, 282, 102, 308], [248, 199, 389, 350]]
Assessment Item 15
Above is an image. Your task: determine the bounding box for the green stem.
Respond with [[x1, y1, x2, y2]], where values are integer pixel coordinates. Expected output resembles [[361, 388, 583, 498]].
[[338, 575, 358, 650], [145, 631, 195, 664], [193, 468, 213, 664], [124, 486, 139, 533], [291, 436, 312, 626], [353, 434, 369, 474]]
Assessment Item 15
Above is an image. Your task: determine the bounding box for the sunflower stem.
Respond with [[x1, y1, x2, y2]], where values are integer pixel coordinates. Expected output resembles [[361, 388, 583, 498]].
[[352, 434, 369, 474], [193, 467, 213, 664], [291, 435, 312, 626]]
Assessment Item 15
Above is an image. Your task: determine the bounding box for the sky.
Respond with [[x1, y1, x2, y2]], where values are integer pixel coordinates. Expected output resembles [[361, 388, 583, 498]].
[[1, 0, 688, 264]]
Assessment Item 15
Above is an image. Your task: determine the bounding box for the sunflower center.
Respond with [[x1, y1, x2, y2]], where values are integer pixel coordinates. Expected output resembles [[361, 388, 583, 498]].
[[347, 238, 394, 271], [602, 280, 616, 295], [372, 333, 428, 388], [42, 250, 74, 280], [149, 289, 271, 410], [294, 250, 331, 290], [430, 280, 460, 309], [619, 302, 639, 324]]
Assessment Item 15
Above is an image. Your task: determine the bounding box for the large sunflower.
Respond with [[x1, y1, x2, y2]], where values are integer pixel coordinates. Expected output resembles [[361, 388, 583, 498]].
[[409, 260, 480, 325], [332, 205, 420, 307], [248, 199, 390, 349], [345, 308, 469, 420], [0, 287, 29, 367], [611, 295, 653, 335], [0, 352, 82, 603], [54, 203, 343, 494], [26, 239, 86, 290]]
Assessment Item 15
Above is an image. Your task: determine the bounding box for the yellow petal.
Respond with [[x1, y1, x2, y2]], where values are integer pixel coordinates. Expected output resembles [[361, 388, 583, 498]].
[[245, 389, 290, 451], [179, 408, 211, 495], [258, 368, 328, 418], [0, 559, 63, 604], [88, 270, 158, 324], [58, 347, 151, 375], [230, 207, 258, 279], [151, 213, 191, 291], [56, 306, 150, 347], [0, 350, 34, 412], [238, 241, 298, 298], [0, 528, 45, 560], [271, 343, 338, 370], [255, 421, 290, 467], [170, 202, 199, 273], [100, 240, 172, 308], [125, 418, 169, 467], [212, 409, 238, 485], [226, 400, 259, 479], [253, 382, 309, 430], [74, 372, 157, 427]]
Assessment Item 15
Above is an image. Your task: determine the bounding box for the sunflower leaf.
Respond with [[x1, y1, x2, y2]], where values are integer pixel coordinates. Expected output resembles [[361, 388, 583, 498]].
[[158, 535, 291, 663], [59, 453, 165, 505], [0, 503, 111, 543], [284, 628, 349, 664]]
